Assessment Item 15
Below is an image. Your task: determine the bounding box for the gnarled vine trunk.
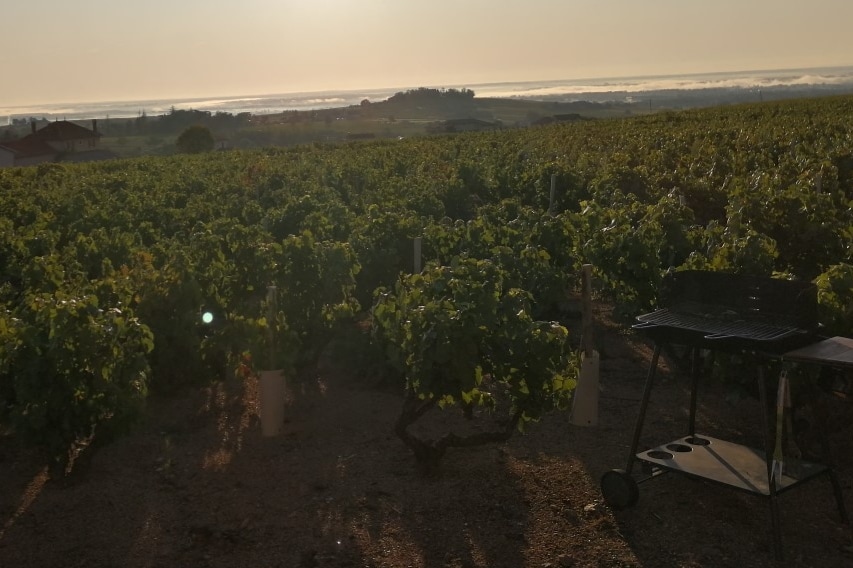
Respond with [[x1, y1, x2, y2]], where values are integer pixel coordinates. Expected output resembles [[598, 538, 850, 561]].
[[394, 389, 522, 473]]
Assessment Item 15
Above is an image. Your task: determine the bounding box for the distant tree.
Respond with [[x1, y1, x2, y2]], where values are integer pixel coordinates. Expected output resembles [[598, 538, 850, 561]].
[[135, 110, 148, 135], [176, 125, 215, 154]]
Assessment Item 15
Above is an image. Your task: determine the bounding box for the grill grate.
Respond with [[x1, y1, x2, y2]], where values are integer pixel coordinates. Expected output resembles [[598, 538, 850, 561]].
[[636, 308, 804, 342], [634, 270, 819, 347]]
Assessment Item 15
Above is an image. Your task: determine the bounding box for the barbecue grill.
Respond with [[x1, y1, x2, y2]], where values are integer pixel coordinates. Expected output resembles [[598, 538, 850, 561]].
[[600, 270, 848, 560]]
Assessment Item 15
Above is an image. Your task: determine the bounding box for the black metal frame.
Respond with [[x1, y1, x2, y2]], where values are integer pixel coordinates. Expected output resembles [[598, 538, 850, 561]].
[[622, 343, 848, 559], [607, 271, 849, 560]]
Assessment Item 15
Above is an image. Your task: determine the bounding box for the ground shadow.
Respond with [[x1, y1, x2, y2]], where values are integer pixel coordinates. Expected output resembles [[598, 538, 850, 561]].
[[2, 310, 850, 567]]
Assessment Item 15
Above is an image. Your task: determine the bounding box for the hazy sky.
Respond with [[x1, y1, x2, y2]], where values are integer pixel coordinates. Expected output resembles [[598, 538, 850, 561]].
[[3, 0, 852, 106]]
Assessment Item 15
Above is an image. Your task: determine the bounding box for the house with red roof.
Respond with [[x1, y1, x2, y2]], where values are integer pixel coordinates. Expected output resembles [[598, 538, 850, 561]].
[[0, 119, 115, 167], [0, 137, 57, 167]]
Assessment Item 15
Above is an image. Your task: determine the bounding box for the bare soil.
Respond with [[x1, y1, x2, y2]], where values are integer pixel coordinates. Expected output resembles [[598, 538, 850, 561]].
[[1, 306, 852, 568]]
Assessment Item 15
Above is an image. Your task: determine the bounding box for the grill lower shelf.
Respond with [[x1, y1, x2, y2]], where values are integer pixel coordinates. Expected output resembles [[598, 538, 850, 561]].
[[637, 435, 830, 495]]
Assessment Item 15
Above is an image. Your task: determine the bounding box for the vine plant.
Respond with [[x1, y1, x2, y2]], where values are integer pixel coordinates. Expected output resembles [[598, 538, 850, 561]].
[[372, 257, 577, 471]]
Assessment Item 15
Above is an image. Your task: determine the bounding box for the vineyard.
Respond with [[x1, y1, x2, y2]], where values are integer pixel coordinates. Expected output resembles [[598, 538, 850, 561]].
[[2, 95, 853, 566]]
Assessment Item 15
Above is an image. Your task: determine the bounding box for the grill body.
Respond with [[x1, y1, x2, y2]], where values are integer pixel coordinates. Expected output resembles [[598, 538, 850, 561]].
[[600, 270, 847, 561], [634, 270, 819, 353]]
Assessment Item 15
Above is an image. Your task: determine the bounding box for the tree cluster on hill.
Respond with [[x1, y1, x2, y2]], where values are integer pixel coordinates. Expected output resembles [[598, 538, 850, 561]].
[[140, 108, 251, 136], [89, 108, 251, 138], [386, 87, 476, 104]]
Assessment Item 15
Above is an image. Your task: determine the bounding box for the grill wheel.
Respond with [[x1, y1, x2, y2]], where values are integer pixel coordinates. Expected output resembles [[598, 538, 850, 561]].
[[600, 469, 639, 510]]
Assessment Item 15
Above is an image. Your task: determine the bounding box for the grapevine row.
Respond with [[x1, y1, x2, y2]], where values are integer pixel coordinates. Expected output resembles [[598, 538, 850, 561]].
[[1, 95, 852, 467]]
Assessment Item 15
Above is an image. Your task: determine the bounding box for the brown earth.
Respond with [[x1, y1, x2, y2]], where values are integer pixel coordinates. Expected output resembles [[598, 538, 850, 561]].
[[1, 306, 852, 568]]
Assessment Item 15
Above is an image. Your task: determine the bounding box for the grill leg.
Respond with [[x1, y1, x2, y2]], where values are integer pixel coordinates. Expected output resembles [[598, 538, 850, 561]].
[[757, 365, 784, 560], [805, 375, 849, 524], [688, 347, 700, 437], [828, 465, 849, 524], [626, 343, 662, 474]]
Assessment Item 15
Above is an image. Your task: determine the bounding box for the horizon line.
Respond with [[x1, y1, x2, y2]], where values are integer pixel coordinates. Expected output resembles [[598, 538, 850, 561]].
[[4, 63, 853, 118]]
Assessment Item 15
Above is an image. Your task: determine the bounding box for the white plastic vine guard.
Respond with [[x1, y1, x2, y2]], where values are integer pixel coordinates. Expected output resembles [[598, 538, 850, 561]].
[[259, 369, 286, 436], [571, 350, 599, 427]]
